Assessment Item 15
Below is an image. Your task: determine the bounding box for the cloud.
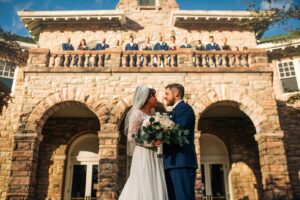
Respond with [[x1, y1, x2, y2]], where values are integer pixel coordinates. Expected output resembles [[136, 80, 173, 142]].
[[260, 0, 293, 11], [10, 1, 34, 34]]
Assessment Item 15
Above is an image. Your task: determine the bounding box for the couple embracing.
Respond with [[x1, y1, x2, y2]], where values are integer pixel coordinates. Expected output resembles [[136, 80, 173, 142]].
[[119, 83, 198, 200]]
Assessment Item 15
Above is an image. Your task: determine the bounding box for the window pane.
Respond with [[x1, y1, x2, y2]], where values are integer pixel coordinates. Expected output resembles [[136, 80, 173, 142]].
[[289, 62, 293, 66], [281, 77, 299, 93], [139, 0, 155, 6], [71, 165, 87, 199], [278, 63, 283, 68], [284, 62, 288, 66]]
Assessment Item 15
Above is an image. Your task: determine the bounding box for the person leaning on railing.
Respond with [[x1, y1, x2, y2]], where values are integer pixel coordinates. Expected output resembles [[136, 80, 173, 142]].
[[94, 38, 110, 67], [153, 35, 169, 67], [125, 35, 139, 67], [61, 38, 74, 66], [140, 36, 153, 67], [76, 39, 89, 66], [168, 36, 178, 66], [221, 37, 231, 66], [205, 36, 221, 67], [194, 40, 205, 67]]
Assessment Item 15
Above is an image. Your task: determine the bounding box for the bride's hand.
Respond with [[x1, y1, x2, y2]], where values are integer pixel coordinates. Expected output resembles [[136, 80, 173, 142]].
[[153, 140, 162, 147]]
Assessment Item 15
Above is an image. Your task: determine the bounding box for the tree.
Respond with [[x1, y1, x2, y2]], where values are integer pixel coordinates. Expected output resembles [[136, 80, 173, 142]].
[[0, 27, 30, 115], [243, 0, 300, 39]]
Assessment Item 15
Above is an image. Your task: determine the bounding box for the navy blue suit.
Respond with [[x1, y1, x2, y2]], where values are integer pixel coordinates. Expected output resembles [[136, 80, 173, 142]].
[[154, 42, 169, 51], [125, 43, 139, 66], [205, 42, 221, 51], [164, 101, 198, 200], [62, 43, 74, 51], [95, 43, 109, 50]]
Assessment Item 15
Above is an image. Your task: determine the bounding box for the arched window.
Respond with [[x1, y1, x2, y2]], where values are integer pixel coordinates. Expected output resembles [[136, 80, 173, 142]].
[[139, 0, 155, 6]]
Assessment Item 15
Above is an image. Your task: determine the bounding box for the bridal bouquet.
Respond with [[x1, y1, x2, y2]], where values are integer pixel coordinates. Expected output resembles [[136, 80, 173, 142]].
[[132, 112, 190, 158]]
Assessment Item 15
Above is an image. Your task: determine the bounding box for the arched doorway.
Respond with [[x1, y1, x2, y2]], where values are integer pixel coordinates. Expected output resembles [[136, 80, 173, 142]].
[[64, 133, 99, 200], [200, 134, 230, 200], [198, 101, 263, 200], [34, 101, 101, 199]]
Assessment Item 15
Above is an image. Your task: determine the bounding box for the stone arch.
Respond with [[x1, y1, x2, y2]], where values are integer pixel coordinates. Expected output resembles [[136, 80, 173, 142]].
[[25, 88, 110, 134], [192, 89, 270, 133]]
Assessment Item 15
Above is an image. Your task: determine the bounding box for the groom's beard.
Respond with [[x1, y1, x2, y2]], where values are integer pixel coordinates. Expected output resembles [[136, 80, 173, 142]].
[[166, 98, 175, 106]]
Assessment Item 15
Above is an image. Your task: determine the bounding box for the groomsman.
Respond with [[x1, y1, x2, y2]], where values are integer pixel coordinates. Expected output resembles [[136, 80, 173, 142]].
[[154, 35, 169, 67], [180, 37, 192, 48], [125, 35, 139, 66], [95, 38, 110, 66], [95, 38, 110, 50], [205, 35, 221, 51], [61, 38, 74, 51]]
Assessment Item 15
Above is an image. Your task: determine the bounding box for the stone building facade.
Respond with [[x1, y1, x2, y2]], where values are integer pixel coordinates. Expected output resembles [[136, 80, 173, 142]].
[[0, 0, 298, 199]]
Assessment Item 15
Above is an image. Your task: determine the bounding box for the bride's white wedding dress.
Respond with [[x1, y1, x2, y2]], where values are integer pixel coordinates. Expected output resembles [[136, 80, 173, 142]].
[[119, 109, 169, 200]]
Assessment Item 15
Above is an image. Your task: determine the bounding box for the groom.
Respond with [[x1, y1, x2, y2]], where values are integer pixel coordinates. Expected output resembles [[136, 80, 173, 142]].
[[164, 83, 198, 200]]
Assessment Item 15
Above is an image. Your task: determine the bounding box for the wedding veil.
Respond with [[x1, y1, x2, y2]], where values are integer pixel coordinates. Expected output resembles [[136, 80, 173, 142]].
[[124, 85, 150, 156]]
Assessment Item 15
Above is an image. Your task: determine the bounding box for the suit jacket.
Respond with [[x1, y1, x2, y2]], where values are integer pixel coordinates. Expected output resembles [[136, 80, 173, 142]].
[[180, 44, 192, 48], [163, 101, 198, 169], [206, 43, 221, 51], [154, 42, 169, 51], [125, 43, 139, 51], [62, 43, 74, 51], [95, 43, 109, 50]]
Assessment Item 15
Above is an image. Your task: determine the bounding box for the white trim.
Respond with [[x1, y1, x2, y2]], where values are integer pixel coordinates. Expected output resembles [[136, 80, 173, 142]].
[[64, 134, 99, 200]]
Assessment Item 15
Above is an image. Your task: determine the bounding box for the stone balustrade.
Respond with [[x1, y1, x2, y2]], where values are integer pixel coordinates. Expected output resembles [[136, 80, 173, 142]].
[[27, 48, 269, 71]]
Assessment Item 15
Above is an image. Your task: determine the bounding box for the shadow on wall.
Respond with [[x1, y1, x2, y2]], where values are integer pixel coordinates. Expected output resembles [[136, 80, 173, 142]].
[[276, 100, 300, 199]]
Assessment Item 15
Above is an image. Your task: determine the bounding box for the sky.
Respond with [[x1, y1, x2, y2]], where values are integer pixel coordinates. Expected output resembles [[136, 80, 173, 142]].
[[0, 0, 299, 38]]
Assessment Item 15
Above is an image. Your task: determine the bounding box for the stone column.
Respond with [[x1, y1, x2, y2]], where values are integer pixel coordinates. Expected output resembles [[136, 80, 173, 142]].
[[97, 124, 119, 200], [255, 132, 293, 199], [194, 131, 203, 200], [7, 133, 43, 200]]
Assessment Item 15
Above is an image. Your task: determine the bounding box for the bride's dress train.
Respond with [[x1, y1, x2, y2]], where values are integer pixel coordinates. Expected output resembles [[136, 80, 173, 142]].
[[119, 110, 169, 200]]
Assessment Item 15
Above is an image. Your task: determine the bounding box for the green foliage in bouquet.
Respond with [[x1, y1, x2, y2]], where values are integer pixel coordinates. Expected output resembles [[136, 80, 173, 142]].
[[132, 116, 190, 146]]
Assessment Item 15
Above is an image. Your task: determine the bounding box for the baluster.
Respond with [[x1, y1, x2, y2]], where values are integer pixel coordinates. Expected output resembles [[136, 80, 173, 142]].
[[208, 54, 214, 67], [165, 55, 170, 67], [99, 54, 104, 67], [229, 55, 235, 67], [63, 55, 69, 67], [121, 54, 126, 67], [78, 54, 83, 67], [216, 54, 222, 67], [54, 55, 61, 67], [70, 55, 76, 67], [248, 53, 253, 67], [222, 54, 227, 67], [202, 54, 207, 67], [136, 54, 141, 67], [49, 54, 55, 67], [129, 55, 133, 67], [236, 54, 241, 67], [157, 55, 161, 67], [195, 54, 199, 67], [150, 55, 154, 67], [84, 54, 89, 67], [171, 55, 176, 67], [241, 54, 248, 67]]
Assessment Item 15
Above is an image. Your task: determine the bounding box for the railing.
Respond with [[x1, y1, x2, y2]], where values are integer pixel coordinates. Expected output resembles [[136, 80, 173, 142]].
[[27, 48, 269, 70]]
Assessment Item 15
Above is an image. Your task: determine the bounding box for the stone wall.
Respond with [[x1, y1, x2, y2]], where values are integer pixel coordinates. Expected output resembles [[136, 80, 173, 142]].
[[35, 118, 100, 199], [38, 9, 257, 50], [200, 118, 262, 200]]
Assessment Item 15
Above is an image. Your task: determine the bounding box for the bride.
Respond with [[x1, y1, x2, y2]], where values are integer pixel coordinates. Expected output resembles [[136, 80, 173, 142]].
[[119, 86, 169, 200]]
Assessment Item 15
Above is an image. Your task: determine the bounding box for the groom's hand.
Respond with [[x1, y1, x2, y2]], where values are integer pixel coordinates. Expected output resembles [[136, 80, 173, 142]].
[[153, 140, 162, 147]]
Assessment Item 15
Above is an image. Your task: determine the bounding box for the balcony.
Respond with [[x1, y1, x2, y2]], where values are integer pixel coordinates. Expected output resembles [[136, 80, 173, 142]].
[[26, 48, 270, 73]]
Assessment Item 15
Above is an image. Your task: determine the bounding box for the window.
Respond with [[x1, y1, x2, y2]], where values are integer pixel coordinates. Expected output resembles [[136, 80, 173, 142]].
[[139, 0, 156, 6], [277, 61, 299, 93], [0, 60, 16, 79]]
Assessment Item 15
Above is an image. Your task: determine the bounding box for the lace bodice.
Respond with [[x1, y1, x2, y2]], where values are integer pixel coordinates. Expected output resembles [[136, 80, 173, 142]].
[[128, 109, 153, 147]]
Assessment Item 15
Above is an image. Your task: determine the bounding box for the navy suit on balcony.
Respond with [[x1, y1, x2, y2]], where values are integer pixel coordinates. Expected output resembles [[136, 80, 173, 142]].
[[125, 43, 139, 66], [205, 42, 221, 51], [62, 43, 74, 51], [95, 43, 110, 66], [154, 42, 168, 66]]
